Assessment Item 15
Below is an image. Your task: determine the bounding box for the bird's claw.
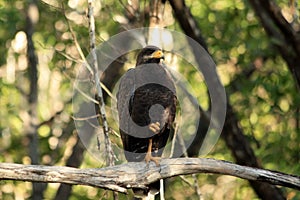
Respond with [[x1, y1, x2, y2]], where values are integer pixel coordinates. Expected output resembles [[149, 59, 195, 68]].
[[145, 152, 161, 166], [149, 122, 160, 134]]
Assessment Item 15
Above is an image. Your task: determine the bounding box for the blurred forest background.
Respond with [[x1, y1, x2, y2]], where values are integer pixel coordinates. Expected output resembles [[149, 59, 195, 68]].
[[0, 0, 300, 199]]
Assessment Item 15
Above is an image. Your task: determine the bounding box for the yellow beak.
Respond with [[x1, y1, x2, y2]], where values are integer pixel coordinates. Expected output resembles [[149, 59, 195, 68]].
[[150, 50, 164, 59]]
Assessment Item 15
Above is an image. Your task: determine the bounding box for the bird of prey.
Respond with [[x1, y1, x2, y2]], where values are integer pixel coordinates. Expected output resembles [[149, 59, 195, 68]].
[[117, 46, 177, 165], [117, 46, 176, 198]]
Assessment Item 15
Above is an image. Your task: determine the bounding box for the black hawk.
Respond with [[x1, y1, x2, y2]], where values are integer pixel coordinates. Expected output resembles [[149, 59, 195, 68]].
[[117, 46, 177, 166]]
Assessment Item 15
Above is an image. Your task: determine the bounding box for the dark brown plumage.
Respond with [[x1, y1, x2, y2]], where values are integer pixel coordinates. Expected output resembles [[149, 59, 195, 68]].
[[117, 46, 177, 164]]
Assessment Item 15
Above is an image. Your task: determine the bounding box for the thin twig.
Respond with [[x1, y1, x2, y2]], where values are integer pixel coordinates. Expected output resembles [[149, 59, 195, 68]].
[[192, 174, 202, 200], [37, 110, 64, 127], [71, 114, 100, 121], [176, 122, 202, 199], [73, 83, 99, 104], [169, 123, 179, 158], [60, 1, 116, 102]]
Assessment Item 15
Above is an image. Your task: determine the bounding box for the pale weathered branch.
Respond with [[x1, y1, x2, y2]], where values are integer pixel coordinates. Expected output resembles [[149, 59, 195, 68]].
[[87, 0, 115, 167], [0, 158, 299, 194]]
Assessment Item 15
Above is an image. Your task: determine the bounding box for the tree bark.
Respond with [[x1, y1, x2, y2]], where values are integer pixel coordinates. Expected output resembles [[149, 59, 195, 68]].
[[168, 0, 208, 52], [25, 0, 45, 199], [0, 158, 299, 193]]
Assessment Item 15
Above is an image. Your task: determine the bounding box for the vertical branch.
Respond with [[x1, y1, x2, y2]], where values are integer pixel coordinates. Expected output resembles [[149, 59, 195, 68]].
[[176, 128, 202, 200], [26, 0, 39, 166], [149, 0, 164, 27], [87, 2, 117, 199], [88, 7, 118, 199], [25, 0, 45, 199], [148, 0, 165, 46], [87, 0, 114, 167], [169, 123, 178, 158], [168, 0, 208, 52]]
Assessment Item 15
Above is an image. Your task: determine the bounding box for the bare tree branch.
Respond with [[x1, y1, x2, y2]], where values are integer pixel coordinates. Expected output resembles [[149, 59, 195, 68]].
[[88, 1, 118, 199], [168, 0, 208, 51], [0, 158, 299, 194], [87, 0, 115, 166], [25, 0, 46, 199], [25, 0, 39, 168]]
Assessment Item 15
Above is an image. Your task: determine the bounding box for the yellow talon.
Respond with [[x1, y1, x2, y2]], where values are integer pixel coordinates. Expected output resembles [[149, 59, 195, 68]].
[[149, 122, 161, 134]]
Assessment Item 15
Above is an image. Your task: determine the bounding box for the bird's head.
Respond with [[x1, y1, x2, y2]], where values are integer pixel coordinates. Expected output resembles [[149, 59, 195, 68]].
[[136, 46, 165, 66]]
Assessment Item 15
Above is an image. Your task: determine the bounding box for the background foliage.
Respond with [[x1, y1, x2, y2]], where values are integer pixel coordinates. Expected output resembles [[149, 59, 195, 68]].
[[0, 0, 299, 199]]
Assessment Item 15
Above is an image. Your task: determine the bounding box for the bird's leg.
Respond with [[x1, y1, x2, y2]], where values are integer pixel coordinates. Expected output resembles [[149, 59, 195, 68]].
[[145, 138, 161, 166], [145, 122, 161, 166]]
